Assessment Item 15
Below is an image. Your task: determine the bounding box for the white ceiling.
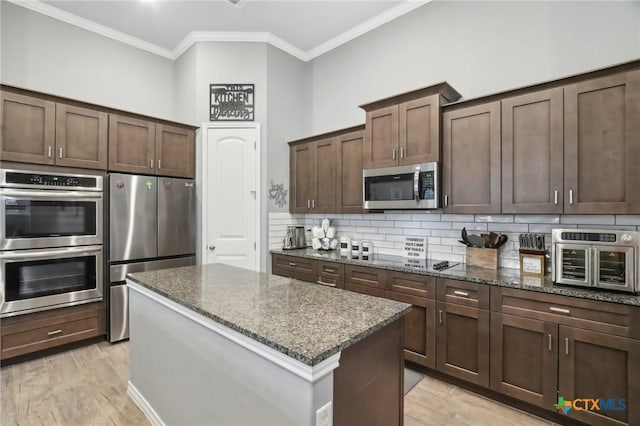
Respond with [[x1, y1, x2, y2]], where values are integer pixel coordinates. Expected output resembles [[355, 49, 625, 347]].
[[12, 0, 429, 61]]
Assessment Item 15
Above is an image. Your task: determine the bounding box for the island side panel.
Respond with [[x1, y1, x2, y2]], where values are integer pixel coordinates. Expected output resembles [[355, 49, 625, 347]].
[[333, 318, 404, 426], [127, 286, 334, 426]]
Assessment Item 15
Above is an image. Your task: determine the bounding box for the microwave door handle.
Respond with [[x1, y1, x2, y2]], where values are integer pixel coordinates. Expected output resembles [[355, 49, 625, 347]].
[[414, 171, 420, 202]]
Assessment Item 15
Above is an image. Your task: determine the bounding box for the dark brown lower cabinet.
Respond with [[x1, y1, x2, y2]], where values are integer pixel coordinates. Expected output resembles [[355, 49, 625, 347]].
[[387, 291, 435, 368], [436, 301, 490, 387], [490, 313, 558, 409], [559, 326, 640, 426]]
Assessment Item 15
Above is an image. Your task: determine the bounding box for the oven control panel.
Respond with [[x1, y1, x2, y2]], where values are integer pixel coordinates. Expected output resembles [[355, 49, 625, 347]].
[[2, 171, 101, 190], [560, 232, 616, 243]]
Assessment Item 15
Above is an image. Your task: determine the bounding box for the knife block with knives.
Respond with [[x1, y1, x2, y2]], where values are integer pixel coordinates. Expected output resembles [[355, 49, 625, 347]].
[[518, 233, 547, 276], [460, 228, 508, 270]]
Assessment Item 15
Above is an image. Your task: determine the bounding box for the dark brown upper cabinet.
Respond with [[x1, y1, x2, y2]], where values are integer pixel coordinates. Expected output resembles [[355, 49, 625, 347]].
[[443, 101, 501, 214], [336, 129, 364, 213], [289, 137, 336, 213], [360, 84, 461, 169], [156, 124, 195, 178], [501, 88, 564, 214], [109, 115, 195, 178], [1, 92, 56, 165], [109, 114, 156, 174], [56, 104, 108, 170], [564, 70, 640, 214], [1, 92, 109, 170]]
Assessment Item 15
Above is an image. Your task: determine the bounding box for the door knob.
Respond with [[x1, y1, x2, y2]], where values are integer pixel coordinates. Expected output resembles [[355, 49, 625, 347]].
[[208, 245, 216, 250]]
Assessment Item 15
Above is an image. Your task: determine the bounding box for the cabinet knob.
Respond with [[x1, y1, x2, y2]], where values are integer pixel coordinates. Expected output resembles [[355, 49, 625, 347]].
[[392, 148, 397, 160], [569, 190, 574, 205], [150, 159, 154, 169], [400, 147, 405, 159], [47, 146, 53, 158], [59, 147, 63, 159], [208, 245, 216, 250], [554, 190, 558, 205], [158, 159, 161, 169]]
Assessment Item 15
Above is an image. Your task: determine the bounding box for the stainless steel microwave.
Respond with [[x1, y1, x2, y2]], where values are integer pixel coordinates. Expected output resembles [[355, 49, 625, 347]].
[[363, 162, 439, 210]]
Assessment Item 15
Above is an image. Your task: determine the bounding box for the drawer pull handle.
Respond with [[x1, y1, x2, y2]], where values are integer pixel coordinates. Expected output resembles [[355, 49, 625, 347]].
[[453, 290, 469, 297], [548, 334, 552, 351], [48, 329, 63, 336], [288, 262, 297, 267], [317, 280, 336, 288], [438, 310, 443, 324], [549, 307, 570, 315], [325, 268, 335, 273], [565, 337, 569, 355]]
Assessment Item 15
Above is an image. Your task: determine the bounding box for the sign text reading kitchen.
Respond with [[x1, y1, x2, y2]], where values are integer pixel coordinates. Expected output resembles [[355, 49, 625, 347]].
[[210, 84, 255, 121]]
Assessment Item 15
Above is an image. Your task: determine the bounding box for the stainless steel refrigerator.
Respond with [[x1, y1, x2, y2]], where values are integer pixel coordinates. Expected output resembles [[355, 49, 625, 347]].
[[108, 173, 196, 342]]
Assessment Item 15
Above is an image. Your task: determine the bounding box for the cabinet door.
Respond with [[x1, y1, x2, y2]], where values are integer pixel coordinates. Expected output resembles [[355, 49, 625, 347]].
[[502, 88, 563, 214], [336, 130, 364, 213], [289, 143, 314, 213], [436, 301, 490, 387], [399, 95, 440, 165], [364, 105, 398, 169], [564, 70, 640, 214], [108, 115, 156, 174], [387, 291, 436, 369], [1, 92, 55, 165], [559, 326, 640, 426], [55, 103, 108, 170], [312, 138, 336, 212], [490, 313, 558, 409], [156, 124, 195, 178], [443, 102, 501, 213]]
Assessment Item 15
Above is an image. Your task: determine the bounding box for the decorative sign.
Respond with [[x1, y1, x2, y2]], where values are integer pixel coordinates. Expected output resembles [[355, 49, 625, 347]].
[[403, 258, 428, 270], [520, 253, 546, 277], [210, 84, 254, 121], [403, 236, 427, 259], [268, 181, 288, 208]]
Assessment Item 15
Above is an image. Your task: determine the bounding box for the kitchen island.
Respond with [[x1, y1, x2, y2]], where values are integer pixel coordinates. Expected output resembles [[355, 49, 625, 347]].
[[125, 263, 410, 426]]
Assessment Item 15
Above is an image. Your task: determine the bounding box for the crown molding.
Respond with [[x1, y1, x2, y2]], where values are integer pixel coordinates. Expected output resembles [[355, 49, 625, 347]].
[[7, 0, 430, 62], [173, 31, 307, 61], [304, 0, 432, 60], [6, 0, 175, 59]]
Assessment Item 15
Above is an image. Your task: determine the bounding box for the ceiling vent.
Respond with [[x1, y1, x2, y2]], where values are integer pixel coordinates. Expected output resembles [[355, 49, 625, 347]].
[[227, 0, 250, 8]]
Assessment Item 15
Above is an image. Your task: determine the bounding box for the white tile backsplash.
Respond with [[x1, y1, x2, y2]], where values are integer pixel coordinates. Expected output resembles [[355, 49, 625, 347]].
[[268, 212, 640, 268]]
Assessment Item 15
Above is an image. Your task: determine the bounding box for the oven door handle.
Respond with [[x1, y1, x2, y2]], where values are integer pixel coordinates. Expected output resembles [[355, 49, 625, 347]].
[[1, 245, 102, 260], [0, 189, 102, 199]]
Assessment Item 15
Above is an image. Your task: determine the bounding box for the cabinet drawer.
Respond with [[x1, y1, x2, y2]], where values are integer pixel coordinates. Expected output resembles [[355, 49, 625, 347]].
[[491, 287, 640, 339], [437, 278, 490, 309], [272, 254, 317, 276], [345, 265, 386, 290], [388, 271, 435, 299], [345, 282, 386, 298], [1, 305, 104, 360], [318, 261, 344, 285]]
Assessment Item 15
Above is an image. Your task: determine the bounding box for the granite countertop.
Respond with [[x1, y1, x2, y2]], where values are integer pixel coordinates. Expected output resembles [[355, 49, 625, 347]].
[[271, 248, 640, 307], [127, 263, 410, 366]]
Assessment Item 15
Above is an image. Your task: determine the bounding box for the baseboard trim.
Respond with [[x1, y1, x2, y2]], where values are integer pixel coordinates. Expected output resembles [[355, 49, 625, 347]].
[[127, 381, 166, 426]]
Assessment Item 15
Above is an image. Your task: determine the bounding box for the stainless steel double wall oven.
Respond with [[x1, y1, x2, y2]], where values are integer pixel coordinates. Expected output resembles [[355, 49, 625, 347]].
[[0, 167, 104, 317]]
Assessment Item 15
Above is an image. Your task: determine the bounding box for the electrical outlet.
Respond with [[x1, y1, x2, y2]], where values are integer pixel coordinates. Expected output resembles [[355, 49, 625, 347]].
[[315, 401, 332, 426]]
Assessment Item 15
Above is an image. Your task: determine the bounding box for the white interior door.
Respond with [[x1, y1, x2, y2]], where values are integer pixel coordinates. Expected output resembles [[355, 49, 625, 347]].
[[202, 125, 259, 271]]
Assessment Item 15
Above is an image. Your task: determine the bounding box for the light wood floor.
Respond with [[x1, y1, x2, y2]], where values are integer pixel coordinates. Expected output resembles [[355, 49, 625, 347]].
[[1, 340, 555, 426]]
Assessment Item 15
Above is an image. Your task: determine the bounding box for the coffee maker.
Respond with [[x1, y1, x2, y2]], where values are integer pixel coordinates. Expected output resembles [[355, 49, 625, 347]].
[[283, 226, 306, 249]]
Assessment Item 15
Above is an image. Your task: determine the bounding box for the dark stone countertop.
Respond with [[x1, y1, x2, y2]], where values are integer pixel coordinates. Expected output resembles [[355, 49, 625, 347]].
[[126, 263, 410, 366], [271, 248, 640, 307]]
